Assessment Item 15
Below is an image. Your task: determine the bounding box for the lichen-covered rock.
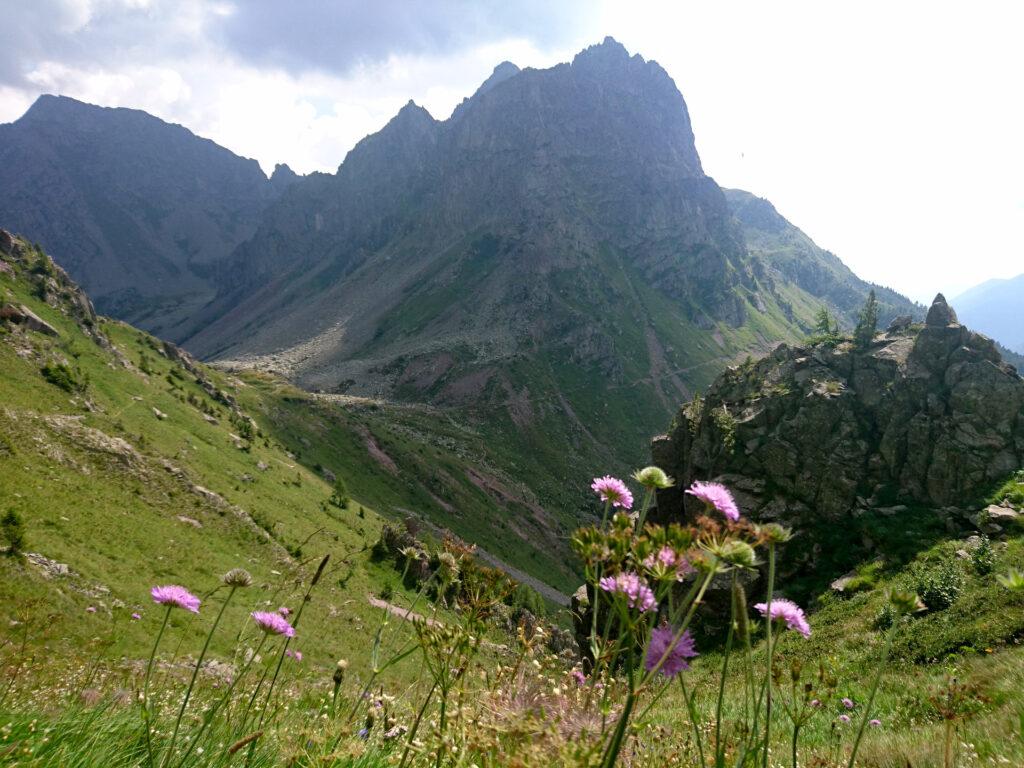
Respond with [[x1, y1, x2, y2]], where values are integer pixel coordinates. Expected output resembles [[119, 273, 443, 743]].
[[652, 295, 1024, 572]]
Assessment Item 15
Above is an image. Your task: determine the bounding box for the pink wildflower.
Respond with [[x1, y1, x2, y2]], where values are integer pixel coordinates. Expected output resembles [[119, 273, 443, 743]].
[[591, 476, 633, 510], [285, 649, 303, 662], [278, 606, 291, 616], [754, 598, 811, 638], [151, 585, 201, 614], [599, 571, 656, 612], [685, 481, 740, 521], [869, 719, 881, 727], [571, 669, 586, 687], [810, 699, 821, 708], [251, 611, 296, 637], [838, 714, 851, 723], [86, 606, 96, 613], [644, 625, 698, 677], [842, 697, 854, 709], [643, 546, 695, 582], [131, 612, 142, 620]]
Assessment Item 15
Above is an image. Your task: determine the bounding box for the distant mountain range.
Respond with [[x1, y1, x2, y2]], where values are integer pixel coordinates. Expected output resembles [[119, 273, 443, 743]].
[[0, 95, 299, 338], [954, 274, 1024, 355], [0, 38, 921, 563]]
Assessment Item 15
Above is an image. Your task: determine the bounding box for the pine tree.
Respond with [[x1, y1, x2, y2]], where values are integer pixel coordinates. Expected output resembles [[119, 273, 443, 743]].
[[854, 290, 879, 349], [330, 476, 350, 508], [808, 305, 841, 346]]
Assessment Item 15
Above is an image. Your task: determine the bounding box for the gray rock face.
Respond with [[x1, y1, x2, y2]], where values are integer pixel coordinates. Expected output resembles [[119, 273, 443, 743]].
[[652, 300, 1024, 546]]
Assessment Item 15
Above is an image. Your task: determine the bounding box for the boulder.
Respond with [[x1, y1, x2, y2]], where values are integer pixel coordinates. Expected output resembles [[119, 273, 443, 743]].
[[0, 303, 59, 336], [886, 315, 913, 333], [925, 293, 958, 327]]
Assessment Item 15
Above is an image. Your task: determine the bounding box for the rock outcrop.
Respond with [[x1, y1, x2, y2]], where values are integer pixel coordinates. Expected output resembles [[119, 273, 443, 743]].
[[652, 295, 1024, 559]]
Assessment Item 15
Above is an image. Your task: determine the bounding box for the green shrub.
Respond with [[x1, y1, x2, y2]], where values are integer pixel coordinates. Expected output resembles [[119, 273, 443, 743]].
[[41, 361, 87, 393], [1, 508, 27, 555], [972, 535, 996, 575], [915, 559, 965, 611], [330, 476, 350, 508]]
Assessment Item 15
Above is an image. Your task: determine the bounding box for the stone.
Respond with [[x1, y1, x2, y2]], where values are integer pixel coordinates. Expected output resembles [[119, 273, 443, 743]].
[[984, 504, 1020, 523], [887, 315, 913, 333], [152, 407, 167, 420], [0, 303, 59, 336], [176, 515, 202, 528], [925, 293, 958, 327], [0, 229, 13, 255]]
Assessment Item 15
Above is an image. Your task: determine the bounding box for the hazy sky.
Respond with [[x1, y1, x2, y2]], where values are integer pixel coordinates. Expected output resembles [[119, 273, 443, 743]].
[[2, 0, 1022, 303]]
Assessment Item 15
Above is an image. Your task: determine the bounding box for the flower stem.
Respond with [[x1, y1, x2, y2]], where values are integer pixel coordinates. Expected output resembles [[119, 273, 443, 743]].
[[174, 633, 266, 768], [715, 572, 737, 763], [162, 586, 236, 768], [680, 675, 706, 768], [763, 543, 777, 768], [846, 623, 896, 768], [142, 606, 172, 768]]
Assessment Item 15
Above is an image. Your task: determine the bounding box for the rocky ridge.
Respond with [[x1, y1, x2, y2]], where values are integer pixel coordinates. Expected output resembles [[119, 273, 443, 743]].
[[653, 294, 1024, 577]]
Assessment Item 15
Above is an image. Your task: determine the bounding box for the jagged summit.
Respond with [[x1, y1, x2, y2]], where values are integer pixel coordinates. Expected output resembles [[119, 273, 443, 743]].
[[572, 35, 633, 66], [477, 61, 521, 94]]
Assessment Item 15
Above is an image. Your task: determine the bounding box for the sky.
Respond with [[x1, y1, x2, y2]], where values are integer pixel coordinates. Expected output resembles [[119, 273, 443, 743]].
[[1, 0, 1022, 303]]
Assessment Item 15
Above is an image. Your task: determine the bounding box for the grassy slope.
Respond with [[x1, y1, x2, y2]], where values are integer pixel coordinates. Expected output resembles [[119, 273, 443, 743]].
[[0, 242, 473, 675], [3, 241, 1024, 764], [349, 237, 838, 595]]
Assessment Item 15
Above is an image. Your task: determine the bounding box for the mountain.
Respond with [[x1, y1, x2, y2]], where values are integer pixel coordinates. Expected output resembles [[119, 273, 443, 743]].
[[0, 95, 295, 338], [954, 273, 1024, 355], [176, 40, 916, 532], [723, 189, 920, 327], [1, 41, 920, 590]]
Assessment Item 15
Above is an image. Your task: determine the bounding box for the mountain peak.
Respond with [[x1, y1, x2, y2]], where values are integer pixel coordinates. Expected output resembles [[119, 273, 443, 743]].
[[572, 36, 634, 68], [477, 61, 520, 95]]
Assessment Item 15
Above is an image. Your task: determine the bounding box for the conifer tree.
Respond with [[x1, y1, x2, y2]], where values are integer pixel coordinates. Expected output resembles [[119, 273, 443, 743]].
[[854, 290, 879, 349]]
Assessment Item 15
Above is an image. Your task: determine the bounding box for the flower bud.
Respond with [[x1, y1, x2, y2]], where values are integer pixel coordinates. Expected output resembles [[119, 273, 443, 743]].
[[718, 540, 758, 569], [222, 568, 253, 588], [632, 466, 674, 490]]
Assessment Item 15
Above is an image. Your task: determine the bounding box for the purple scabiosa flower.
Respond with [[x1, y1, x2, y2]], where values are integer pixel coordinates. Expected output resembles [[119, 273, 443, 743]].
[[685, 481, 740, 521], [838, 714, 851, 723], [591, 476, 634, 510], [250, 611, 296, 638], [599, 572, 656, 612], [842, 697, 854, 709], [358, 728, 369, 739], [571, 669, 586, 687], [644, 625, 698, 677], [285, 649, 303, 662], [131, 612, 142, 621], [754, 598, 811, 638], [151, 585, 201, 614], [278, 606, 291, 616], [869, 719, 881, 727]]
